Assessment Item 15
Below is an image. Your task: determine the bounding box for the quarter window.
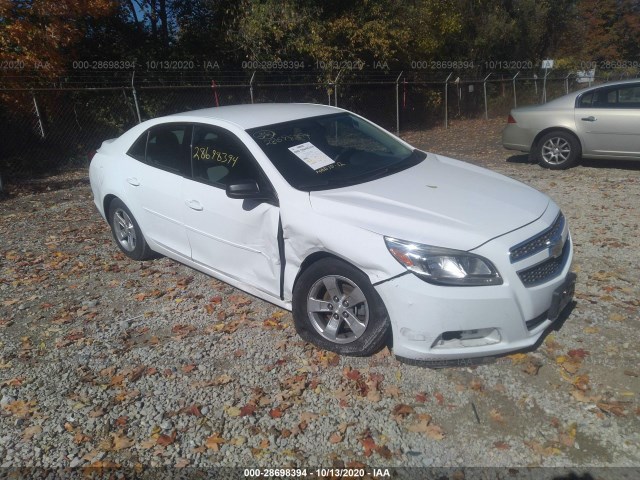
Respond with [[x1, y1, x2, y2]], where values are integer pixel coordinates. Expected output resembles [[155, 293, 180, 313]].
[[126, 131, 148, 161]]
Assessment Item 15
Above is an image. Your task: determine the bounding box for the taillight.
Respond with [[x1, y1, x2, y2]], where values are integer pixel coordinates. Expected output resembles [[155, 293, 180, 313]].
[[507, 114, 517, 124], [88, 150, 97, 162]]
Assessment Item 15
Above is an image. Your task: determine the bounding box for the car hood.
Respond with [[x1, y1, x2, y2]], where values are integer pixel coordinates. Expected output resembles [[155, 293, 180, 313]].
[[309, 154, 550, 251]]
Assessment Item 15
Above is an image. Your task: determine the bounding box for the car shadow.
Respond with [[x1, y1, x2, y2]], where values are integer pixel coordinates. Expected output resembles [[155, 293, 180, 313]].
[[506, 153, 532, 164], [505, 153, 640, 171], [581, 158, 640, 171]]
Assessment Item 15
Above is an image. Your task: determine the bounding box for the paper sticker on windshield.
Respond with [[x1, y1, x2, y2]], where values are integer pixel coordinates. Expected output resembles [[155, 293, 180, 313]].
[[288, 142, 335, 170]]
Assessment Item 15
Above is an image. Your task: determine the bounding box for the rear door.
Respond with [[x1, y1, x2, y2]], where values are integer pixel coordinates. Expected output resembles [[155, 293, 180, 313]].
[[124, 123, 192, 258], [575, 83, 640, 158]]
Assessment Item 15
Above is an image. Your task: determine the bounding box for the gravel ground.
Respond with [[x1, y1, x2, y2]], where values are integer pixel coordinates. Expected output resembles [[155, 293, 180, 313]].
[[0, 118, 638, 472]]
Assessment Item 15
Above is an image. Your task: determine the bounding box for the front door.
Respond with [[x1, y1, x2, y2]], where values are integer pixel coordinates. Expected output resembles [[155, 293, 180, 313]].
[[575, 83, 640, 158], [182, 124, 281, 297]]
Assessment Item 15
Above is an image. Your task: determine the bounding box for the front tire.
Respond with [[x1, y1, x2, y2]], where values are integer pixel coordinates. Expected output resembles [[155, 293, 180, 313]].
[[536, 131, 580, 170], [292, 258, 390, 356], [108, 198, 153, 260]]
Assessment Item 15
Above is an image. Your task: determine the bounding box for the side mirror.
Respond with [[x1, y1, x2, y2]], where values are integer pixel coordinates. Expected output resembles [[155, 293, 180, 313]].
[[225, 179, 271, 200]]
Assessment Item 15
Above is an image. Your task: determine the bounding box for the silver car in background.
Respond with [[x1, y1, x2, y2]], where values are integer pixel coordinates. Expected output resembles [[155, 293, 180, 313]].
[[502, 79, 640, 169]]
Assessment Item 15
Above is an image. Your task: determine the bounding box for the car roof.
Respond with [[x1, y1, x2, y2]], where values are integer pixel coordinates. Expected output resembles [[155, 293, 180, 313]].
[[167, 103, 343, 129]]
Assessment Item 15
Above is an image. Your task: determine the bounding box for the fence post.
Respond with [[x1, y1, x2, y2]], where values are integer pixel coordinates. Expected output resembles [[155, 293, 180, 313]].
[[512, 71, 520, 108], [32, 92, 45, 139], [333, 70, 343, 108], [249, 71, 256, 104], [483, 73, 492, 119], [542, 69, 551, 103], [131, 72, 142, 123], [444, 72, 452, 129], [565, 73, 571, 94], [395, 71, 403, 135]]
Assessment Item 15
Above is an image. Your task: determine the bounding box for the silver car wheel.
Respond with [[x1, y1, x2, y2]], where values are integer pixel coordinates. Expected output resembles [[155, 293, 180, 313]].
[[307, 275, 369, 344], [113, 208, 137, 252], [541, 137, 571, 165]]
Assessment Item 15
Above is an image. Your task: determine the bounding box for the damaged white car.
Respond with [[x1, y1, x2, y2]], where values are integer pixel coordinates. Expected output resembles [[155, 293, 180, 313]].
[[89, 103, 575, 362]]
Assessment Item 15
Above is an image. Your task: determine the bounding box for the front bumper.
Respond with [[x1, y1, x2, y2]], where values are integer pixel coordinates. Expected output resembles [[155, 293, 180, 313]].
[[375, 207, 574, 361]]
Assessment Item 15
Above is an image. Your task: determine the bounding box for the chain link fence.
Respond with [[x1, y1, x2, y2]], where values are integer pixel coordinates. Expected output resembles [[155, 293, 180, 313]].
[[0, 70, 636, 181]]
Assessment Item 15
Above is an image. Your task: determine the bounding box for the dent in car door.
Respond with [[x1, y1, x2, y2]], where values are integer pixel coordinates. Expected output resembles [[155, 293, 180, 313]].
[[182, 125, 281, 297], [575, 84, 640, 158]]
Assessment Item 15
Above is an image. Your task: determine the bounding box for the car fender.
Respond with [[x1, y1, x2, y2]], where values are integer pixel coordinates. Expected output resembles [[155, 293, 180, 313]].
[[280, 192, 406, 301]]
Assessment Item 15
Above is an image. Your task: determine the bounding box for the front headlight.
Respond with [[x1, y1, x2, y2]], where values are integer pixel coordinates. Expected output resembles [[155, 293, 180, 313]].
[[384, 237, 503, 286]]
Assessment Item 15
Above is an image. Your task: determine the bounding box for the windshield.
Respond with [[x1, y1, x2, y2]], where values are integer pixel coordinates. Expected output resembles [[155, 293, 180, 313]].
[[246, 113, 426, 191]]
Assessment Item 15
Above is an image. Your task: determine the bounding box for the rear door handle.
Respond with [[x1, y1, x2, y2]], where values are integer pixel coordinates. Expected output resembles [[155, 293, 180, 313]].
[[185, 199, 203, 211], [126, 177, 140, 186], [581, 116, 597, 122]]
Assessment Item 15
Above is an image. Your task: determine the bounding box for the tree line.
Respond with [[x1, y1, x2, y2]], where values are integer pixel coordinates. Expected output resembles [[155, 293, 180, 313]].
[[1, 0, 639, 78]]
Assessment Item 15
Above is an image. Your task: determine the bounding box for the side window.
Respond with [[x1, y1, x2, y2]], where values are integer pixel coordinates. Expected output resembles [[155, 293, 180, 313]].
[[191, 125, 267, 189], [617, 85, 640, 108], [146, 124, 191, 175], [588, 85, 640, 109], [127, 131, 148, 161], [578, 92, 593, 108]]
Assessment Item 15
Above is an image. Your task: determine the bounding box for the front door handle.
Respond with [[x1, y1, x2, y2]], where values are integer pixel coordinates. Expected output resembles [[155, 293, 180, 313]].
[[126, 177, 140, 186], [581, 116, 597, 122], [185, 199, 203, 211]]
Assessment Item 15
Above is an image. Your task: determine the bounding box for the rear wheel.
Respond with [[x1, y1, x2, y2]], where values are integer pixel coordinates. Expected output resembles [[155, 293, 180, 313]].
[[292, 258, 390, 356], [108, 198, 153, 260], [536, 131, 580, 169]]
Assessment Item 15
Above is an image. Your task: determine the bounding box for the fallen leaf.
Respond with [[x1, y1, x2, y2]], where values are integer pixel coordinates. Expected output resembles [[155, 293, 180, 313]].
[[329, 432, 343, 444], [225, 406, 241, 417], [269, 408, 282, 419], [344, 367, 361, 381], [597, 401, 627, 417], [405, 415, 433, 433], [568, 349, 589, 359], [205, 433, 225, 451], [181, 404, 203, 417], [425, 424, 445, 440], [181, 364, 196, 374], [494, 441, 510, 450], [608, 313, 625, 322], [360, 436, 376, 457], [415, 392, 428, 403], [112, 433, 134, 451], [22, 425, 42, 440], [157, 430, 177, 447], [571, 389, 600, 403], [4, 400, 36, 418], [392, 404, 414, 418], [129, 365, 146, 382], [489, 409, 505, 423], [300, 411, 319, 422], [240, 403, 257, 417], [385, 385, 401, 397]]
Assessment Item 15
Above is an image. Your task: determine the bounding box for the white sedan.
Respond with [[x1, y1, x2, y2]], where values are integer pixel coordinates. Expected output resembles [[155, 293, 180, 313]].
[[89, 103, 575, 363]]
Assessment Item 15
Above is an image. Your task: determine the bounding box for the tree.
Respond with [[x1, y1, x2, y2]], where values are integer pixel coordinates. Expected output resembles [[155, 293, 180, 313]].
[[0, 0, 116, 78]]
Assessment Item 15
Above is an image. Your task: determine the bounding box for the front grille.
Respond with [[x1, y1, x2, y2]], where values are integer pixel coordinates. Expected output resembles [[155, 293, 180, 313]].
[[510, 213, 565, 263], [517, 241, 569, 287]]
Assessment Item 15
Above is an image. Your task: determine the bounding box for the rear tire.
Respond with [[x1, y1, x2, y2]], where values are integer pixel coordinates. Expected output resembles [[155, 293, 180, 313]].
[[292, 258, 390, 356], [108, 198, 153, 261], [536, 131, 580, 170]]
